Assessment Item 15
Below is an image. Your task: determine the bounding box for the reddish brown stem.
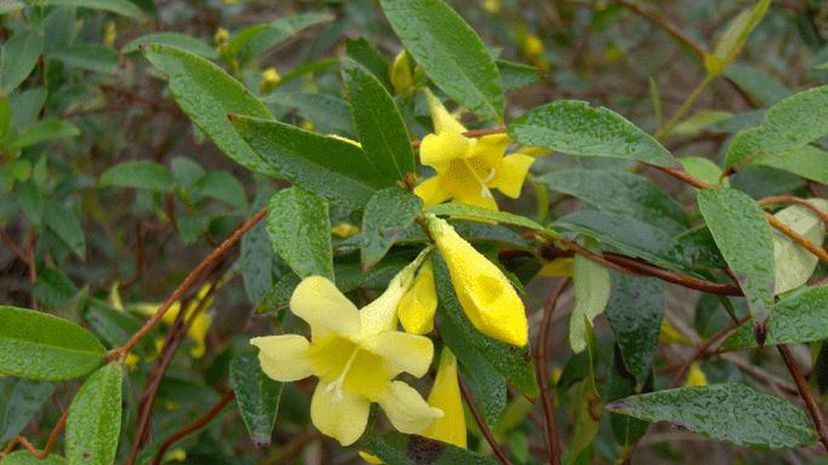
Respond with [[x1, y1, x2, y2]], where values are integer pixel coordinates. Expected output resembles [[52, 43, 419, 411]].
[[613, 0, 707, 59], [602, 254, 742, 295], [766, 213, 828, 264], [759, 196, 828, 225], [458, 375, 513, 465], [1, 408, 68, 460], [535, 279, 568, 465], [150, 390, 237, 465], [777, 344, 828, 452]]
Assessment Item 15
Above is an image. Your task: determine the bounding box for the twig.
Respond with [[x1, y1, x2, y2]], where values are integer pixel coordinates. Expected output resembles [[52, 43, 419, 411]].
[[766, 214, 828, 264], [1, 409, 68, 460], [777, 344, 828, 452], [458, 375, 513, 465], [613, 0, 707, 59], [759, 196, 828, 226], [669, 315, 749, 387], [535, 279, 568, 465], [150, 390, 237, 465]]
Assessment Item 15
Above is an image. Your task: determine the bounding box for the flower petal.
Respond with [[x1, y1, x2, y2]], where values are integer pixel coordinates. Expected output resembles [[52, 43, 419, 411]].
[[186, 312, 212, 358], [377, 381, 443, 434], [359, 271, 410, 338], [427, 91, 467, 135], [414, 176, 452, 209], [467, 133, 510, 166], [420, 131, 472, 167], [250, 335, 313, 382], [398, 261, 438, 335], [311, 381, 371, 446], [490, 153, 534, 198], [364, 331, 434, 378], [290, 276, 361, 338], [423, 349, 467, 448]]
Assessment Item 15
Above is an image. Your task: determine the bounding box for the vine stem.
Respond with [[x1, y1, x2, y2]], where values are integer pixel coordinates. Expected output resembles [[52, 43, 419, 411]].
[[758, 196, 828, 225], [458, 374, 513, 465], [655, 76, 713, 140], [613, 0, 707, 59], [777, 344, 828, 452], [535, 279, 568, 465], [106, 207, 267, 362], [1, 409, 68, 461], [150, 390, 237, 465]]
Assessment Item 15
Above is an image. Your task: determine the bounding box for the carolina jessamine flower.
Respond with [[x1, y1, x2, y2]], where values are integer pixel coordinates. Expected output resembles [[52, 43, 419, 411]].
[[214, 28, 230, 45], [259, 67, 281, 93], [414, 93, 533, 211], [423, 348, 466, 447], [251, 268, 442, 446], [398, 260, 438, 335], [425, 215, 528, 346], [684, 363, 708, 387]]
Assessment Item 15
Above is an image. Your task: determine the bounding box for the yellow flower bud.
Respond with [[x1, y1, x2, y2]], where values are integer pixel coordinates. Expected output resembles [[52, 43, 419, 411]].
[[103, 21, 117, 48], [427, 215, 528, 346], [398, 260, 438, 335], [331, 223, 360, 238], [214, 28, 230, 45], [482, 0, 501, 14], [259, 67, 281, 93], [684, 363, 708, 387], [390, 50, 414, 95]]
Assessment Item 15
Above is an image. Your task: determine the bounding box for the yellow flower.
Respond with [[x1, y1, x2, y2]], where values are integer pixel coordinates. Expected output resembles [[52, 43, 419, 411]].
[[423, 349, 466, 448], [521, 34, 544, 60], [398, 260, 438, 335], [538, 258, 574, 277], [481, 0, 501, 14], [103, 21, 117, 48], [214, 28, 230, 45], [684, 363, 708, 387], [426, 215, 528, 346], [251, 272, 442, 446], [414, 93, 533, 211], [260, 67, 281, 93], [331, 222, 360, 238]]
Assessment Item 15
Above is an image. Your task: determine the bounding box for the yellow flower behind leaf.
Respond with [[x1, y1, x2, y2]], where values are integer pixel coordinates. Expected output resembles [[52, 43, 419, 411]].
[[414, 93, 533, 211], [426, 215, 528, 346], [684, 363, 708, 387], [424, 349, 467, 448], [251, 268, 442, 446]]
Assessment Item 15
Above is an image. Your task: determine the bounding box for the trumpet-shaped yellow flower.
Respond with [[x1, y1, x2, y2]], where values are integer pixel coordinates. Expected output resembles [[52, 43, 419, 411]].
[[251, 272, 442, 446], [414, 93, 533, 211], [423, 349, 466, 448], [426, 216, 528, 346], [398, 260, 438, 335]]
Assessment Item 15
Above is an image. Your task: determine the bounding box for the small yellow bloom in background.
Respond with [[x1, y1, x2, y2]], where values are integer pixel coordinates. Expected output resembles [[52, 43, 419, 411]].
[[259, 67, 281, 93], [222, 0, 239, 4], [214, 28, 230, 45], [423, 349, 467, 448], [301, 120, 314, 131], [481, 0, 501, 14], [538, 258, 574, 277], [103, 21, 117, 48], [398, 260, 438, 335], [426, 215, 528, 346], [658, 320, 691, 345], [415, 93, 534, 211], [519, 32, 550, 72], [251, 266, 442, 446], [390, 50, 414, 95], [684, 363, 708, 387], [331, 222, 360, 238]]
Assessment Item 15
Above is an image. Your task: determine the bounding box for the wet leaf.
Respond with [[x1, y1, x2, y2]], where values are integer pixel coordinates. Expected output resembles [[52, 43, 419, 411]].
[[426, 202, 555, 236], [0, 379, 55, 442], [99, 161, 175, 192], [122, 33, 217, 59], [266, 187, 333, 281], [265, 92, 354, 136], [41, 0, 142, 17], [570, 247, 610, 353], [230, 353, 283, 448], [361, 188, 422, 267], [66, 363, 123, 465], [770, 199, 828, 294]]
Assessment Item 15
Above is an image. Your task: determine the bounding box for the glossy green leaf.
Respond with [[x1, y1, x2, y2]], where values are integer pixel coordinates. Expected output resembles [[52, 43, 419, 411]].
[[231, 115, 392, 207], [0, 379, 55, 442], [723, 63, 792, 107], [698, 187, 774, 324], [770, 199, 828, 294], [345, 66, 416, 182], [1, 29, 44, 93], [143, 44, 277, 176], [66, 363, 123, 465], [725, 85, 828, 169], [362, 432, 498, 465], [0, 306, 104, 380], [434, 254, 538, 397], [44, 202, 85, 258], [99, 161, 175, 192], [41, 0, 142, 17], [752, 145, 828, 185], [607, 383, 816, 448], [345, 38, 392, 91], [723, 285, 828, 351], [538, 169, 688, 235], [426, 202, 555, 236], [508, 100, 678, 168], [379, 0, 504, 120], [10, 118, 79, 149], [230, 353, 283, 448], [265, 92, 353, 136], [227, 13, 332, 62], [122, 33, 217, 59], [570, 246, 610, 353], [605, 273, 664, 384], [266, 187, 333, 281], [2, 452, 65, 465], [50, 45, 120, 74], [361, 188, 422, 267]]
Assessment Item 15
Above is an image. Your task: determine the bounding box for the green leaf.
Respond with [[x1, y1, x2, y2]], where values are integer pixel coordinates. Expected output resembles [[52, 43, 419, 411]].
[[562, 381, 601, 465], [752, 145, 828, 184], [227, 13, 333, 62], [83, 299, 152, 354], [50, 45, 120, 74], [723, 63, 792, 107], [607, 383, 816, 448], [379, 0, 504, 120], [362, 432, 498, 465], [0, 379, 55, 442], [605, 273, 664, 384], [0, 306, 104, 380], [229, 353, 283, 448], [345, 66, 416, 182], [143, 44, 277, 176], [709, 0, 770, 73], [508, 100, 678, 168], [679, 156, 728, 187], [266, 187, 333, 281], [497, 59, 540, 92], [698, 187, 774, 324], [99, 161, 175, 192], [1, 29, 44, 93], [2, 452, 65, 465], [570, 246, 610, 353], [0, 1, 25, 14], [122, 33, 217, 59], [725, 85, 828, 169], [40, 0, 142, 18], [240, 197, 277, 305], [606, 349, 649, 448], [770, 199, 828, 294], [361, 188, 422, 267], [10, 118, 79, 149], [670, 111, 733, 137], [433, 254, 538, 397], [345, 38, 392, 91], [192, 170, 247, 209], [722, 285, 828, 351], [265, 92, 353, 136], [231, 114, 392, 208], [44, 202, 85, 258], [66, 363, 123, 465], [426, 202, 555, 236], [538, 169, 688, 235]]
